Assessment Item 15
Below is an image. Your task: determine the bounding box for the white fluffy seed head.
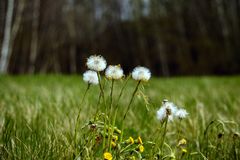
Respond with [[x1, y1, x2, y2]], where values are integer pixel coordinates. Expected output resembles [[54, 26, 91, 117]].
[[83, 70, 99, 85], [105, 65, 124, 80], [156, 101, 178, 122], [175, 108, 188, 119], [156, 107, 167, 122], [86, 55, 107, 71], [132, 66, 151, 82]]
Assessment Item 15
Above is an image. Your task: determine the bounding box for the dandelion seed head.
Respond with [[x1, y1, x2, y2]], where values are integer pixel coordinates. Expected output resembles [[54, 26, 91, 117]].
[[105, 65, 124, 80], [83, 70, 99, 85], [156, 102, 178, 122], [132, 66, 151, 82], [86, 55, 107, 71], [175, 108, 188, 119], [156, 107, 167, 122]]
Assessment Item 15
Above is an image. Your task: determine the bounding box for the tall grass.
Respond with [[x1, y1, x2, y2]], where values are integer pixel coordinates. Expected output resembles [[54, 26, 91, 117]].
[[0, 75, 239, 159]]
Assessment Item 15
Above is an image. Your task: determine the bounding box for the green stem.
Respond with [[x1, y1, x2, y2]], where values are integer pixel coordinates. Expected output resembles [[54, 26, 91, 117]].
[[95, 91, 101, 115], [120, 81, 141, 142], [175, 120, 182, 159], [107, 79, 114, 151], [96, 72, 109, 151], [102, 115, 108, 151], [177, 120, 181, 141], [95, 72, 105, 117], [122, 81, 141, 121], [74, 83, 90, 153], [111, 76, 130, 144], [97, 72, 106, 107], [160, 117, 169, 155], [109, 79, 114, 115], [114, 75, 131, 110], [109, 107, 119, 152]]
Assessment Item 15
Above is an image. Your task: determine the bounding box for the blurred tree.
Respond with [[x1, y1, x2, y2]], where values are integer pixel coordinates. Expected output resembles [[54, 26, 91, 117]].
[[29, 0, 40, 73], [0, 0, 14, 73], [0, 0, 239, 75]]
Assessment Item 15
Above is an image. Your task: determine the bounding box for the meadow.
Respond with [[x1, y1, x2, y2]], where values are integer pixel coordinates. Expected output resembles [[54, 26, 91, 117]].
[[0, 75, 239, 159]]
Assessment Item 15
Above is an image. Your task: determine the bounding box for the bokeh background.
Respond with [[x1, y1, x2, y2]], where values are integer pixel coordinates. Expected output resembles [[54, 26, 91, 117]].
[[0, 0, 240, 76]]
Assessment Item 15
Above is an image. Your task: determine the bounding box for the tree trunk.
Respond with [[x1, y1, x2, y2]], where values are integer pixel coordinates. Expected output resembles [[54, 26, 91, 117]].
[[157, 40, 169, 77], [0, 0, 14, 74], [29, 0, 40, 73], [65, 0, 77, 73]]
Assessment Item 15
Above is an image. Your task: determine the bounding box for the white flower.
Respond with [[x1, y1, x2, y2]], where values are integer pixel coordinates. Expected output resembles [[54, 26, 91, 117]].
[[132, 66, 151, 82], [157, 100, 189, 122], [105, 65, 124, 80], [156, 101, 178, 122], [156, 108, 167, 122], [175, 108, 188, 119], [86, 55, 107, 71], [83, 70, 99, 85]]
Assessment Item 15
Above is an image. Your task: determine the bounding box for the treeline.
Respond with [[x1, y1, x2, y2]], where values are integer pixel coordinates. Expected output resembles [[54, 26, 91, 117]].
[[0, 0, 240, 75]]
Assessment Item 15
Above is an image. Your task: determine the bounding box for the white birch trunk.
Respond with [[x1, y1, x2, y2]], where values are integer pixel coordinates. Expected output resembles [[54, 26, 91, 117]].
[[0, 0, 14, 73]]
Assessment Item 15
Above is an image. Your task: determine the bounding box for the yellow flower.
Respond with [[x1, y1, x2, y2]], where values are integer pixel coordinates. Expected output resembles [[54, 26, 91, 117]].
[[126, 137, 134, 144], [178, 138, 187, 146], [111, 141, 116, 148], [182, 148, 187, 153], [139, 145, 144, 153], [112, 135, 118, 141], [104, 152, 112, 160], [137, 136, 143, 144]]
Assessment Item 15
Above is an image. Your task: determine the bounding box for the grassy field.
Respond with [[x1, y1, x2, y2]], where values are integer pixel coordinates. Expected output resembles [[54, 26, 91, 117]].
[[0, 75, 239, 159]]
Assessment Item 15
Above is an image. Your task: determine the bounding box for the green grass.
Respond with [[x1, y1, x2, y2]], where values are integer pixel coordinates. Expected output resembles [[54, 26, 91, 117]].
[[0, 75, 240, 159]]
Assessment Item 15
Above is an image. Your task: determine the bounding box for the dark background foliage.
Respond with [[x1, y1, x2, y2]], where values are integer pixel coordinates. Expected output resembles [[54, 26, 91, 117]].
[[0, 0, 240, 76]]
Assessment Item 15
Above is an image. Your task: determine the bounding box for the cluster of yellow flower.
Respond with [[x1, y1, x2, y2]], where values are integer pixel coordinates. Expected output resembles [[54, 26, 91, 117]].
[[104, 136, 144, 160]]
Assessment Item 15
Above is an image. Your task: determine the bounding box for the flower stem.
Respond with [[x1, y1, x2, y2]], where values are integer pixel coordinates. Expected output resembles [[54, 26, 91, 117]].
[[160, 117, 168, 154], [107, 79, 114, 151], [74, 83, 90, 154], [109, 107, 118, 152], [110, 76, 130, 147], [94, 94, 101, 120], [109, 79, 114, 115], [152, 122, 165, 154], [175, 120, 182, 159], [97, 72, 108, 151], [114, 75, 131, 110], [123, 80, 141, 121], [120, 80, 141, 142], [97, 72, 106, 107]]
